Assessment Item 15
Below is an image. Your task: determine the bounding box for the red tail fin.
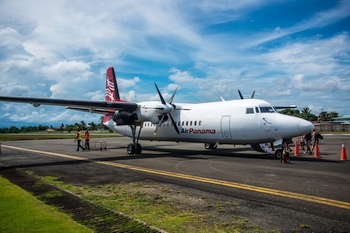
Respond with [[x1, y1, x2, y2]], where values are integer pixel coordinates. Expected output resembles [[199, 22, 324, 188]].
[[105, 67, 120, 102], [104, 67, 120, 124]]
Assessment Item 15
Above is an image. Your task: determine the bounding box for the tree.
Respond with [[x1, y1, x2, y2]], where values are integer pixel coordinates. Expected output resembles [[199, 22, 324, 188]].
[[318, 111, 339, 121], [300, 107, 317, 121], [80, 120, 87, 130], [9, 126, 20, 133], [328, 111, 339, 119]]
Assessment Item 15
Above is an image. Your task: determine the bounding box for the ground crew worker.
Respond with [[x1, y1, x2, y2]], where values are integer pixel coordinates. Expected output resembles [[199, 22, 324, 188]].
[[84, 130, 90, 150], [311, 129, 319, 153], [281, 143, 290, 164], [75, 129, 85, 151], [304, 132, 312, 155]]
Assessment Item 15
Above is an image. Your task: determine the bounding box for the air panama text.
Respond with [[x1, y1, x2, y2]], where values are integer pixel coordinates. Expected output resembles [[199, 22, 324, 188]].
[[181, 128, 216, 134]]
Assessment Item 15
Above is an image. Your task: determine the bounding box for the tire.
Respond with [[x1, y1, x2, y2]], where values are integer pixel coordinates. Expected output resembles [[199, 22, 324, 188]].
[[274, 149, 283, 160], [204, 143, 217, 149], [127, 143, 136, 155], [135, 143, 142, 154]]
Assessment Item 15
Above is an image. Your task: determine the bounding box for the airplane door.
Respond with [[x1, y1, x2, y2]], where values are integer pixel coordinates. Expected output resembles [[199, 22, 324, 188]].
[[221, 116, 232, 139]]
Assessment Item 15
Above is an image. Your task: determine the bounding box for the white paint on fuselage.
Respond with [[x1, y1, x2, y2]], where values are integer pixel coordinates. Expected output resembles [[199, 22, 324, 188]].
[[105, 99, 314, 145]]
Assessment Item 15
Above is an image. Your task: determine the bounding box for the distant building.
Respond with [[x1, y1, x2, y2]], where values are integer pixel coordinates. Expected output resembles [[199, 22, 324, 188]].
[[332, 115, 350, 125]]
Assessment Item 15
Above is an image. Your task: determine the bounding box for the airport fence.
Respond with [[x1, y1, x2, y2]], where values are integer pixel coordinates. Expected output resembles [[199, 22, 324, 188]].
[[314, 122, 350, 132]]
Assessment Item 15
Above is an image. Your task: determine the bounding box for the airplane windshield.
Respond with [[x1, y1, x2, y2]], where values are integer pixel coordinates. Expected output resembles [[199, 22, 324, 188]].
[[259, 106, 275, 113]]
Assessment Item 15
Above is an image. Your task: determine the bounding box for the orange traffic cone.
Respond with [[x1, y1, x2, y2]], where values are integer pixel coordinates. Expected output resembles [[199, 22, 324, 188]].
[[294, 140, 299, 156], [313, 141, 320, 158], [340, 143, 348, 161]]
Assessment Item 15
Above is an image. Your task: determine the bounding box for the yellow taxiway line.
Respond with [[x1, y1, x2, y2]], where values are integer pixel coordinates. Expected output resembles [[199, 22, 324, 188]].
[[3, 145, 350, 210]]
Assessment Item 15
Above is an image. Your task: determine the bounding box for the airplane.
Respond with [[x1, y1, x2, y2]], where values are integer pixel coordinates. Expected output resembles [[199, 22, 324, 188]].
[[0, 67, 314, 159]]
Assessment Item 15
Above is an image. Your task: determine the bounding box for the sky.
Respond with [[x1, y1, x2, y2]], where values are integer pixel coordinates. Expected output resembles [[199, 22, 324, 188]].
[[0, 0, 350, 127]]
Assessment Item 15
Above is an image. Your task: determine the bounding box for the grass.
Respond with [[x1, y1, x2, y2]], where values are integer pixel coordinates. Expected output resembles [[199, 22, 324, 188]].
[[35, 174, 279, 233], [0, 176, 92, 233]]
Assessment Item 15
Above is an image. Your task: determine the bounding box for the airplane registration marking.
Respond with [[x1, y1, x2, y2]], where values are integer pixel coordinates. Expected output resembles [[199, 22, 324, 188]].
[[4, 144, 350, 210]]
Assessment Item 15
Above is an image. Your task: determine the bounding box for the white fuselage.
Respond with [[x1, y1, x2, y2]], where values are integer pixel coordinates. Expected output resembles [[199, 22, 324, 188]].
[[105, 99, 314, 145]]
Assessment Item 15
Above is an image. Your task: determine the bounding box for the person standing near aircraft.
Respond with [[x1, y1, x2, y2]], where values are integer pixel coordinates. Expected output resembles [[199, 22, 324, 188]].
[[281, 143, 291, 163], [311, 129, 320, 153], [84, 130, 90, 150], [75, 129, 85, 151], [304, 132, 312, 155]]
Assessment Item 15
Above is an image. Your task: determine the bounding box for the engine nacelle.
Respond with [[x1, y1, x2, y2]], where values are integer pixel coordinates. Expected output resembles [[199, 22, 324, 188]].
[[112, 112, 137, 125]]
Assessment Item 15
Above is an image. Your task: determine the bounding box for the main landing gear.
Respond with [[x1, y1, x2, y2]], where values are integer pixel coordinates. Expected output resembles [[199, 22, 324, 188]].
[[127, 124, 142, 155]]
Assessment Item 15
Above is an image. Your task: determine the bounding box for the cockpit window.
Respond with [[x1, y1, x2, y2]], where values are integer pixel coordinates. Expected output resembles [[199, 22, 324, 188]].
[[246, 107, 254, 114], [259, 106, 275, 113]]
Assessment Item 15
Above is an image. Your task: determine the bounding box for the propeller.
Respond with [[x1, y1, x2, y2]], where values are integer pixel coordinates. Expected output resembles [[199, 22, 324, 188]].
[[154, 83, 180, 135], [238, 89, 255, 99]]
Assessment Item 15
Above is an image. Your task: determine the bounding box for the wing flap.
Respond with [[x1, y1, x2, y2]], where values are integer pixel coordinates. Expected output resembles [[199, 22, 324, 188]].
[[66, 107, 116, 115]]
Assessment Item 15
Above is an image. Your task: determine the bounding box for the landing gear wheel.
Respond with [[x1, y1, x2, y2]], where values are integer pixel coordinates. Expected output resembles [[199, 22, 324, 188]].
[[274, 149, 283, 160], [127, 143, 136, 155], [204, 143, 217, 150], [135, 143, 142, 154], [127, 143, 142, 154]]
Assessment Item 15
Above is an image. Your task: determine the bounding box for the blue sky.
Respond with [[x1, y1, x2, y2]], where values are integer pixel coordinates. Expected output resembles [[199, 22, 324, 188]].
[[0, 0, 350, 127]]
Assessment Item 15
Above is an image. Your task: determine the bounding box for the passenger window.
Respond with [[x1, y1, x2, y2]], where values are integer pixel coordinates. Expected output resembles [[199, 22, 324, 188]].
[[199, 121, 201, 126], [186, 121, 188, 126], [190, 121, 192, 126], [182, 121, 184, 126], [246, 108, 254, 114], [194, 121, 197, 126]]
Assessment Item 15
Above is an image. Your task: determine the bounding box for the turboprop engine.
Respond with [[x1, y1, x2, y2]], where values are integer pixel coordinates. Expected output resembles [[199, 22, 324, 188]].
[[112, 111, 137, 125]]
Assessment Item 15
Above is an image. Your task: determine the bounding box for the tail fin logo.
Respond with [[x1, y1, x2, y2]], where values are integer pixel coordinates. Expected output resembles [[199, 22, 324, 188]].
[[105, 67, 120, 102], [106, 78, 116, 101]]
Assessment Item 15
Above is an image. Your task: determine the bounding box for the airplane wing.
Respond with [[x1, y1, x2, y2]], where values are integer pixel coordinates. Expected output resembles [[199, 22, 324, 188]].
[[0, 96, 138, 112], [274, 105, 297, 110]]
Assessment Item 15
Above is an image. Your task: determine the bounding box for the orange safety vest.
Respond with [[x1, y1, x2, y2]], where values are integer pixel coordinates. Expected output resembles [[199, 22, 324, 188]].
[[84, 132, 90, 140]]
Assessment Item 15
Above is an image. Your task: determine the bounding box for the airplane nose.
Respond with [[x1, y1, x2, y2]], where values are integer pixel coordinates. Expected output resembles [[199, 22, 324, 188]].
[[298, 119, 314, 134]]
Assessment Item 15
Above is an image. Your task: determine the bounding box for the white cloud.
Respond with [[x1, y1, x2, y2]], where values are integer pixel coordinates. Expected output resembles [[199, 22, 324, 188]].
[[292, 74, 347, 92], [0, 82, 31, 95], [40, 61, 93, 98], [84, 91, 104, 101], [118, 77, 141, 89]]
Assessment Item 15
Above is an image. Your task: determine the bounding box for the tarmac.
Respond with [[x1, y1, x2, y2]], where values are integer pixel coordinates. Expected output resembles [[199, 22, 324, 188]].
[[1, 134, 350, 232]]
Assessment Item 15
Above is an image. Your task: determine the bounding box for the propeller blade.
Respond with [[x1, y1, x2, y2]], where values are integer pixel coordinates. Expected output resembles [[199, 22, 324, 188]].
[[154, 83, 166, 105], [251, 90, 255, 99], [154, 114, 166, 135], [238, 89, 244, 99], [153, 84, 180, 135], [169, 114, 180, 134], [168, 86, 178, 104]]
